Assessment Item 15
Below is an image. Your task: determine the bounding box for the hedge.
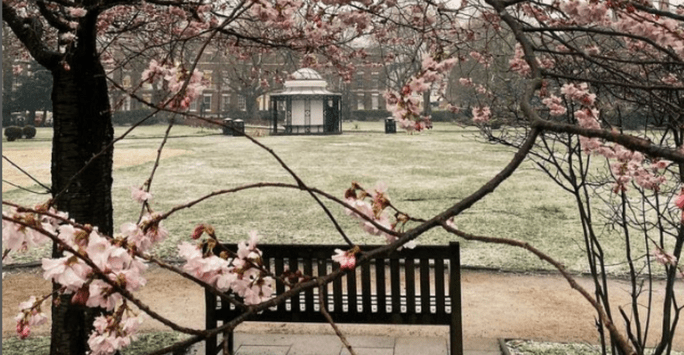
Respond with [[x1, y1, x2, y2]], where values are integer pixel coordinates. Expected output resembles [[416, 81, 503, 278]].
[[112, 110, 165, 126], [4, 126, 23, 141], [350, 110, 391, 121], [22, 125, 36, 139]]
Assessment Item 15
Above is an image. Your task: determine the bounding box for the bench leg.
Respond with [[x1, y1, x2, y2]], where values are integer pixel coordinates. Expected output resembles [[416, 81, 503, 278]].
[[450, 323, 463, 355], [206, 333, 216, 355], [221, 329, 234, 355]]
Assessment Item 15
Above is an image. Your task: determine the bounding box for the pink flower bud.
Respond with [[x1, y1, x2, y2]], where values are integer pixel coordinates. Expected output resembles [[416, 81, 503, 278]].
[[71, 287, 90, 306], [17, 323, 30, 339], [191, 224, 205, 240]]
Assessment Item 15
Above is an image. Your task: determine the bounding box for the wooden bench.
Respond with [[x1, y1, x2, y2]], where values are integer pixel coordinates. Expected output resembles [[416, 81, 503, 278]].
[[205, 242, 463, 355]]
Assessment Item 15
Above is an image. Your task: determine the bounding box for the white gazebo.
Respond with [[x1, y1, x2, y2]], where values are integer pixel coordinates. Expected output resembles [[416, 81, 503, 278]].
[[270, 68, 342, 135]]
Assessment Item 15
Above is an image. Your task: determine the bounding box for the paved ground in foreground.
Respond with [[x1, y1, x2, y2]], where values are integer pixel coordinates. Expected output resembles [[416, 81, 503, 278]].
[[185, 333, 502, 355], [3, 266, 683, 353]]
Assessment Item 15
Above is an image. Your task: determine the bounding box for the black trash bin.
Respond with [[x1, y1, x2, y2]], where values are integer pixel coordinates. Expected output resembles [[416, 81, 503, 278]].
[[385, 117, 396, 134], [233, 119, 245, 136], [222, 118, 233, 135]]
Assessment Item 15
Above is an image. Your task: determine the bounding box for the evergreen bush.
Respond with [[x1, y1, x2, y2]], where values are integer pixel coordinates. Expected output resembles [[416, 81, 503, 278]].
[[4, 126, 23, 141], [22, 125, 36, 139]]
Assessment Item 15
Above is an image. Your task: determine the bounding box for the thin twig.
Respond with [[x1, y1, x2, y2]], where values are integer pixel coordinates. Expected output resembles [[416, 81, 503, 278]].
[[2, 155, 52, 192], [318, 282, 356, 355], [1, 180, 51, 194]]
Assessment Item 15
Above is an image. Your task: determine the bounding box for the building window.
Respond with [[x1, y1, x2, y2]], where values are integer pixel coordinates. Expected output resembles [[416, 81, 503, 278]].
[[122, 75, 131, 88], [189, 99, 197, 112], [222, 94, 231, 113], [357, 94, 365, 110], [221, 71, 230, 87], [372, 94, 380, 110], [202, 94, 212, 114], [237, 95, 246, 111], [123, 96, 131, 111], [203, 70, 214, 89], [355, 71, 364, 89]]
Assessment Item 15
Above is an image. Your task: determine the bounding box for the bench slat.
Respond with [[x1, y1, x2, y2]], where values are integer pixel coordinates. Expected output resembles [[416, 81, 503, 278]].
[[362, 262, 371, 313], [420, 258, 430, 315], [375, 258, 386, 313], [390, 258, 400, 314], [405, 258, 415, 314], [435, 258, 445, 315], [288, 255, 300, 313], [275, 257, 285, 312], [333, 263, 343, 312], [347, 266, 358, 313], [303, 257, 314, 313], [317, 258, 328, 312]]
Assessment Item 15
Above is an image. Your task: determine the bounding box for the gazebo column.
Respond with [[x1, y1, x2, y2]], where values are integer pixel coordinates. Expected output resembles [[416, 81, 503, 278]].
[[270, 97, 277, 134]]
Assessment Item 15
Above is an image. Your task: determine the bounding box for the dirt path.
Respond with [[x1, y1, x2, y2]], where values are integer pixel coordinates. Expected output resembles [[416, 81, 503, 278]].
[[2, 267, 683, 350]]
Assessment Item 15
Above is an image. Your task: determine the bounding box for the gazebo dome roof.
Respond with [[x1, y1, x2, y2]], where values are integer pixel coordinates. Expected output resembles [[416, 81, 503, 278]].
[[291, 68, 323, 80], [271, 68, 341, 97]]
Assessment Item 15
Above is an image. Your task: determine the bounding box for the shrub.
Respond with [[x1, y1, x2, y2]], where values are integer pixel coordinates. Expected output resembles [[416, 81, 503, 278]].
[[112, 109, 162, 126], [350, 110, 391, 121], [4, 126, 23, 141], [22, 125, 36, 139]]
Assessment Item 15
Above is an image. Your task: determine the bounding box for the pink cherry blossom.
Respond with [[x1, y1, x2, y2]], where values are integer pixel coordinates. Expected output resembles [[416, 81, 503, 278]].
[[87, 313, 142, 355], [542, 95, 567, 116], [472, 106, 491, 123], [332, 248, 356, 270], [67, 7, 87, 18], [459, 78, 473, 87], [15, 295, 48, 339], [130, 186, 152, 204], [42, 256, 90, 292], [674, 190, 684, 210]]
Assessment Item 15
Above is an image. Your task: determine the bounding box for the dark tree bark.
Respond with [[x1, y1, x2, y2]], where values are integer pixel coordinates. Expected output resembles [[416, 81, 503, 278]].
[[47, 9, 114, 355]]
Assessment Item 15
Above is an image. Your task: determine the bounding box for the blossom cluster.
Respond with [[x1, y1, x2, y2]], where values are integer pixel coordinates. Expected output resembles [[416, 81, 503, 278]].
[[332, 246, 359, 270], [2, 204, 60, 258], [14, 296, 48, 340], [385, 55, 458, 133], [554, 82, 671, 192], [472, 106, 491, 123], [3, 184, 283, 354], [2, 191, 166, 351], [141, 60, 207, 111], [178, 231, 274, 305], [343, 182, 415, 249], [508, 44, 555, 76], [541, 95, 567, 116], [87, 305, 143, 355]]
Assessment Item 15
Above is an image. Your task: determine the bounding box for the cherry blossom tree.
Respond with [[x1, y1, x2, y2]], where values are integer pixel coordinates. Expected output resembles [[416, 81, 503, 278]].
[[4, 1, 684, 355]]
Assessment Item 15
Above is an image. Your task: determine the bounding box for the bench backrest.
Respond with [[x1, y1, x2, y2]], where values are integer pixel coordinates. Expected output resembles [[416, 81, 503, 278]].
[[208, 242, 461, 326]]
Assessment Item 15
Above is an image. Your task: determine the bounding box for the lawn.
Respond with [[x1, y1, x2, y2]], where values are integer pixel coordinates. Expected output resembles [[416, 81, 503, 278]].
[[1, 121, 635, 273]]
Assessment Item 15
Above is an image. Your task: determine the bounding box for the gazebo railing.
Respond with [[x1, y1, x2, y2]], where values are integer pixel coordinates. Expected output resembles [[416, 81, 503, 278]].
[[283, 124, 325, 134]]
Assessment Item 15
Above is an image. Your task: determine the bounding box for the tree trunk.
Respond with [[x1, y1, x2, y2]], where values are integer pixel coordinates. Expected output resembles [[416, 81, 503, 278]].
[[246, 92, 259, 120], [3, 65, 14, 127], [423, 90, 431, 117], [49, 10, 114, 355], [28, 109, 36, 126]]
